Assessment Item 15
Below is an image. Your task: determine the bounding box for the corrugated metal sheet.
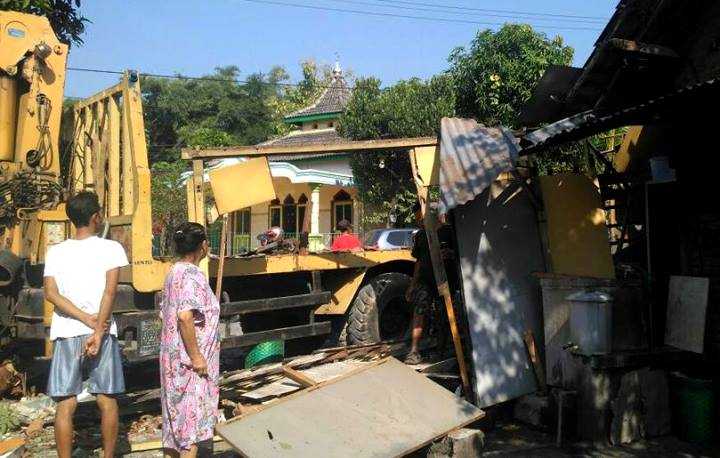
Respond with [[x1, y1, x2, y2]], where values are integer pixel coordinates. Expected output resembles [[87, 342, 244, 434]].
[[438, 117, 519, 214], [521, 78, 720, 155]]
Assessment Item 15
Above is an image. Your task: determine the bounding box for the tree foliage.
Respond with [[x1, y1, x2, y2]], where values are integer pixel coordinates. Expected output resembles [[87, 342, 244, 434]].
[[151, 161, 188, 256], [142, 62, 334, 163], [448, 24, 574, 127], [339, 76, 455, 225], [0, 0, 87, 46]]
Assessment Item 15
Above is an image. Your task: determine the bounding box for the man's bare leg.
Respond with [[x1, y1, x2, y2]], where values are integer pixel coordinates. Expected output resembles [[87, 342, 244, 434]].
[[55, 396, 77, 458], [96, 394, 119, 458], [405, 312, 424, 364]]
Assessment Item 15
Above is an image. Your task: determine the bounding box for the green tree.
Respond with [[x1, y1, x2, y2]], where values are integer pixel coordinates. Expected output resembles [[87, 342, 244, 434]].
[[448, 23, 574, 127], [142, 66, 284, 163], [151, 160, 188, 256], [0, 0, 87, 45], [339, 75, 455, 225]]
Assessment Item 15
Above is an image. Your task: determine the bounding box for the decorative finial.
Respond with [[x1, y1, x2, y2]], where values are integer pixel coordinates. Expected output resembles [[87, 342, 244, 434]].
[[333, 52, 342, 76]]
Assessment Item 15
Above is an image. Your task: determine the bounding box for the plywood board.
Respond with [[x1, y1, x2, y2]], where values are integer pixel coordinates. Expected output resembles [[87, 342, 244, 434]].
[[216, 358, 484, 457], [665, 276, 709, 353], [539, 174, 615, 279], [209, 157, 276, 215], [454, 180, 544, 407]]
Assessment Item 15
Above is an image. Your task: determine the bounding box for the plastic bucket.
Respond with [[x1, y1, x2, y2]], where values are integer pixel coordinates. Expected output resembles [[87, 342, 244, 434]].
[[670, 372, 715, 444]]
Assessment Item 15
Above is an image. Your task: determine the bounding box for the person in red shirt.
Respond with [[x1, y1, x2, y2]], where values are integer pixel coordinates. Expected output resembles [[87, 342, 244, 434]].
[[331, 220, 362, 252]]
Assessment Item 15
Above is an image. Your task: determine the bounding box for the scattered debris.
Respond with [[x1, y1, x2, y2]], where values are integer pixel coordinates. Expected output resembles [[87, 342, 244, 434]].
[[216, 357, 484, 457], [0, 363, 23, 399], [0, 437, 24, 458], [12, 395, 55, 425]]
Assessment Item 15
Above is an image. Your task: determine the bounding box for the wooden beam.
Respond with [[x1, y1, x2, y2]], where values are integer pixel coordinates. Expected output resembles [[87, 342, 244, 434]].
[[181, 137, 438, 160], [605, 38, 679, 58]]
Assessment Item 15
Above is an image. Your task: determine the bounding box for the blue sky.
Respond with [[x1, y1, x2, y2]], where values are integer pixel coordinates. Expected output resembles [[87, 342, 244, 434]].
[[64, 0, 617, 98]]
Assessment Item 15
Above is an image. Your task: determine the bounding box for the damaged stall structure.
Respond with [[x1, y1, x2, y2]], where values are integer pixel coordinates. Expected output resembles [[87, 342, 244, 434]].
[[470, 0, 720, 444]]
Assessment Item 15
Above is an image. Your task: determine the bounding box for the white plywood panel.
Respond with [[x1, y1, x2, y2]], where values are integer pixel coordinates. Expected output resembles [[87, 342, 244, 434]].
[[666, 276, 709, 353], [454, 180, 545, 407], [216, 358, 483, 457]]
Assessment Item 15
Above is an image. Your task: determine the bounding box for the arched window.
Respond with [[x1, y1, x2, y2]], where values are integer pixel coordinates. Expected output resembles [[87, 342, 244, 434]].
[[282, 195, 297, 236], [297, 194, 308, 233], [269, 198, 281, 227], [332, 190, 353, 231]]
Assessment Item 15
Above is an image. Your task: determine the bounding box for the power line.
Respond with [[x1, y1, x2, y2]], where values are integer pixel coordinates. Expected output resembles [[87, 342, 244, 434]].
[[328, 0, 608, 24], [237, 0, 603, 31], [67, 66, 350, 89], [371, 0, 610, 22]]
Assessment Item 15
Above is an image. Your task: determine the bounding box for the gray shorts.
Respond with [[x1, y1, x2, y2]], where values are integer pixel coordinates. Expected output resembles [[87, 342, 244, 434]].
[[47, 334, 125, 398]]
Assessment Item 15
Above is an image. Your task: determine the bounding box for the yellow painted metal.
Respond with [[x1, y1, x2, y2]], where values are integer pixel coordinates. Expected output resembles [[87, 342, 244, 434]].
[[412, 145, 440, 186], [209, 157, 276, 215], [315, 269, 366, 315], [108, 95, 121, 216], [0, 76, 18, 160], [211, 249, 414, 277], [36, 203, 66, 221], [538, 174, 615, 279], [70, 73, 172, 292], [0, 11, 68, 175]]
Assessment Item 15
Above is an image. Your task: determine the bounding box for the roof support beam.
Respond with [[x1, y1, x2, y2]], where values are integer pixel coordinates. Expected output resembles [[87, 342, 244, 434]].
[[181, 137, 438, 160]]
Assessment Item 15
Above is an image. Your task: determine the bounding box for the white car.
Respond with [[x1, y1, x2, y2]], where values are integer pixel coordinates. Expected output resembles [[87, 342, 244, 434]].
[[364, 228, 418, 250]]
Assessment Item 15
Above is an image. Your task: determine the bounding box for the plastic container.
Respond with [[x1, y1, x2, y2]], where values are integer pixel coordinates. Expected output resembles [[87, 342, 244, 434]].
[[670, 372, 715, 444], [244, 340, 285, 369], [567, 290, 613, 355]]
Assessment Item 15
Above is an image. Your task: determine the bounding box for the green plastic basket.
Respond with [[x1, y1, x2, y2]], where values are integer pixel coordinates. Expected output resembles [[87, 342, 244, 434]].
[[245, 340, 285, 369], [670, 372, 715, 444]]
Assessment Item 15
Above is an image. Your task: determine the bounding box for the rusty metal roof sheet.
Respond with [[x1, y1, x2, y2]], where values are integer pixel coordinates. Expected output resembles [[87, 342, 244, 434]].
[[438, 117, 519, 214]]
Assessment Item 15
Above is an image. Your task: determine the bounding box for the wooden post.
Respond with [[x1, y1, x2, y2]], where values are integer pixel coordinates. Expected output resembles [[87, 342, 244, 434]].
[[409, 147, 472, 400], [423, 198, 472, 400], [215, 214, 229, 301], [523, 330, 547, 393]]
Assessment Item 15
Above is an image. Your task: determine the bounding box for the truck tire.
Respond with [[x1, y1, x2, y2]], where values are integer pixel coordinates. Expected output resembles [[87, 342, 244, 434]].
[[347, 272, 412, 345]]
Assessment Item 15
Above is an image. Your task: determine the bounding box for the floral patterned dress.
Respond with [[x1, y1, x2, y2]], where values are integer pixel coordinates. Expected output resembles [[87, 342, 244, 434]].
[[160, 262, 220, 451]]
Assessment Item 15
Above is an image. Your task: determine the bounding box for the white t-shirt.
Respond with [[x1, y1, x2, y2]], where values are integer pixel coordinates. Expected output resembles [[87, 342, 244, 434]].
[[43, 236, 129, 340]]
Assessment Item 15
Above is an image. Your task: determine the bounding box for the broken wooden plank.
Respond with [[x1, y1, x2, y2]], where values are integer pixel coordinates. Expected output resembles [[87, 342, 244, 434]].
[[281, 366, 317, 388], [216, 357, 484, 457]]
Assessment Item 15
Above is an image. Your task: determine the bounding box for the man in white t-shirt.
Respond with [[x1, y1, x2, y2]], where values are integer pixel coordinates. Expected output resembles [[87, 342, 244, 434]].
[[44, 191, 129, 458]]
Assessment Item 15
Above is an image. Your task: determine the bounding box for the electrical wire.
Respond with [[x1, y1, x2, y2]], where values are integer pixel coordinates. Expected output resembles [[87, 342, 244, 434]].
[[67, 66, 346, 89], [327, 0, 608, 24], [369, 0, 610, 22], [236, 0, 603, 31]]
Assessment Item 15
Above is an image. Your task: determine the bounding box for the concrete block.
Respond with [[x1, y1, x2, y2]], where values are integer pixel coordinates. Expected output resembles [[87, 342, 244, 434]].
[[427, 428, 485, 458], [609, 368, 671, 445], [610, 370, 645, 444]]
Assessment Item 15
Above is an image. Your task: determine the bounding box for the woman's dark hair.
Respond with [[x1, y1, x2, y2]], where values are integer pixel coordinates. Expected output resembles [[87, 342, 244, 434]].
[[173, 222, 207, 256]]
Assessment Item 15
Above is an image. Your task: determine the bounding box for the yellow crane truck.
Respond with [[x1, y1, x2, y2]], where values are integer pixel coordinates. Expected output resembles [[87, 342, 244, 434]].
[[0, 10, 440, 362]]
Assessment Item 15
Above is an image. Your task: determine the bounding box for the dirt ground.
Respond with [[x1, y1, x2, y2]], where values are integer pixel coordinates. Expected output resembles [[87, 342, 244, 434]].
[[22, 419, 719, 457], [480, 422, 719, 458]]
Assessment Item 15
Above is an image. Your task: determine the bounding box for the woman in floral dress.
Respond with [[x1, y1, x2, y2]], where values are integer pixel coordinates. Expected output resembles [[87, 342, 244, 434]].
[[160, 222, 220, 457]]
